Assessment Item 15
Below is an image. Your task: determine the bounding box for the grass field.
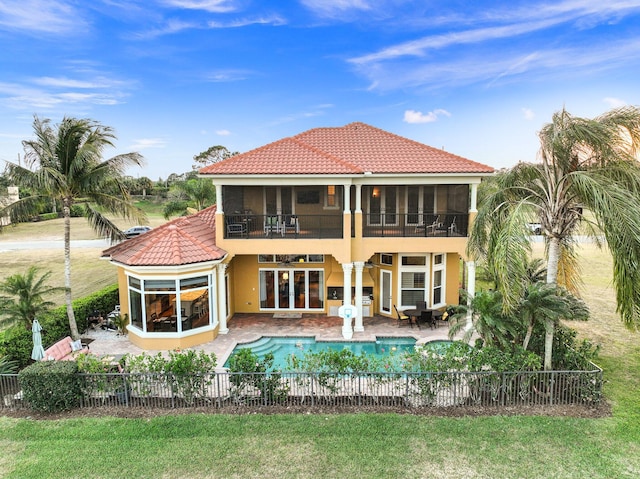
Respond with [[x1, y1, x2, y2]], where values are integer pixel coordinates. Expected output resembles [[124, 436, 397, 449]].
[[0, 208, 167, 305], [0, 227, 639, 478]]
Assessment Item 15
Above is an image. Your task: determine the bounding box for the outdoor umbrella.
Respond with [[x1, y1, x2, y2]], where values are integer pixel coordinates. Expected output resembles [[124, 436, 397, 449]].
[[31, 319, 45, 361]]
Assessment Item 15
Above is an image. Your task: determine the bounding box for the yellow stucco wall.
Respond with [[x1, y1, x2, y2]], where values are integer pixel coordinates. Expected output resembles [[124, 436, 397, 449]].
[[127, 326, 219, 350]]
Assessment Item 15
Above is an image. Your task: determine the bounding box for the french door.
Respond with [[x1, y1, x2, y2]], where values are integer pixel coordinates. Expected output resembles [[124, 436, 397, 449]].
[[260, 269, 324, 310], [368, 187, 398, 226], [380, 270, 392, 314]]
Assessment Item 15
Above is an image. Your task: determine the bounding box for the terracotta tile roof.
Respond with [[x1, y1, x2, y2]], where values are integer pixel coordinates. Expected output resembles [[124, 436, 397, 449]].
[[200, 122, 494, 175], [102, 205, 227, 267]]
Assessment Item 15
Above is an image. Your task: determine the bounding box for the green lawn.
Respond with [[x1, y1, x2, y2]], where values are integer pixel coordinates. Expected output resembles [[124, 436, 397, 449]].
[[1, 241, 639, 478], [0, 412, 638, 479]]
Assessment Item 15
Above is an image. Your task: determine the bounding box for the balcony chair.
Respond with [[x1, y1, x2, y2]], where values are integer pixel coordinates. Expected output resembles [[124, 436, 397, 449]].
[[448, 217, 457, 235], [416, 215, 441, 235], [281, 215, 299, 235], [264, 215, 281, 236], [227, 220, 247, 236]]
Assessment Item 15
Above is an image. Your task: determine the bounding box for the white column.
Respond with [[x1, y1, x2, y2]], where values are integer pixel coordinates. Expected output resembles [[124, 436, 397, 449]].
[[342, 263, 353, 305], [343, 184, 351, 213], [214, 183, 223, 213], [469, 184, 478, 213], [465, 261, 476, 331], [217, 263, 229, 334], [353, 261, 364, 332]]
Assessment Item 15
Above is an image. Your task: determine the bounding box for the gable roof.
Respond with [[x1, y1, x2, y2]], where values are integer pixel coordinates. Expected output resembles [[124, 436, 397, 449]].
[[102, 205, 227, 267], [200, 122, 494, 175]]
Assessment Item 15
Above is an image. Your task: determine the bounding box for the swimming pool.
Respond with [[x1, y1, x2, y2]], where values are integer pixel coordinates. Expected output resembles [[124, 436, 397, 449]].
[[224, 336, 417, 370]]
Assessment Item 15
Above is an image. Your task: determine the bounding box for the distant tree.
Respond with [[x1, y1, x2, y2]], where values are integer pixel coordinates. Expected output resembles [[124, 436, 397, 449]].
[[138, 176, 154, 196], [1, 116, 146, 339], [163, 178, 216, 218], [0, 266, 63, 330], [193, 145, 238, 170]]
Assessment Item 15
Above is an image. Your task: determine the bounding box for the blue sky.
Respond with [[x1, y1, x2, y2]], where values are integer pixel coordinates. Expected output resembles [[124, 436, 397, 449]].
[[1, 0, 640, 180]]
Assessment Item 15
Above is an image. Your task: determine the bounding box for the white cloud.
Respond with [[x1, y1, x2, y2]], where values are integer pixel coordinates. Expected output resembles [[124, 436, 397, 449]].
[[300, 0, 372, 18], [352, 37, 640, 92], [0, 0, 85, 34], [205, 69, 252, 82], [160, 0, 239, 13], [522, 108, 535, 120], [350, 19, 559, 65], [128, 138, 167, 150], [216, 129, 231, 136], [603, 97, 627, 108], [348, 1, 640, 92], [207, 15, 287, 28], [403, 109, 451, 124]]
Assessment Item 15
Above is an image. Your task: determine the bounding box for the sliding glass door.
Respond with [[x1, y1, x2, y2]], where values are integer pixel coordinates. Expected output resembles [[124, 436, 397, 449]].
[[260, 269, 324, 310]]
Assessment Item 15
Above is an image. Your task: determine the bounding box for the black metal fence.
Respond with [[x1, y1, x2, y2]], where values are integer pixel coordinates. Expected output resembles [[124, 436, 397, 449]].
[[1, 365, 603, 411]]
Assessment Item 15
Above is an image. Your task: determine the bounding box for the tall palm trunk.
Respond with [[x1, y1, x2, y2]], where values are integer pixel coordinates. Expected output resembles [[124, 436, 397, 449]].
[[543, 236, 562, 370], [63, 200, 80, 340], [522, 323, 534, 351]]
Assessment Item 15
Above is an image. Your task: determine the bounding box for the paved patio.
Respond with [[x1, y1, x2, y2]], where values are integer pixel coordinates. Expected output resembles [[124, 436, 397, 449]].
[[83, 313, 454, 368]]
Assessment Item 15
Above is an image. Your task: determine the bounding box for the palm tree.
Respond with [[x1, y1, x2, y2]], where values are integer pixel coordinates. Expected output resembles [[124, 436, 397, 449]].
[[163, 178, 216, 218], [1, 116, 146, 339], [469, 106, 640, 369], [0, 266, 63, 330], [448, 289, 520, 349], [519, 283, 589, 351]]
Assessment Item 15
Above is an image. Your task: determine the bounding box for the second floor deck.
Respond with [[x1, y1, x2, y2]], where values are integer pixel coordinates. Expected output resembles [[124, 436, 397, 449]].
[[224, 213, 468, 239]]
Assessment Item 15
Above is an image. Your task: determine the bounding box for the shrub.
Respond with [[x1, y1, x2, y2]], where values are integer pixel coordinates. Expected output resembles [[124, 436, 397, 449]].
[[469, 345, 542, 372], [122, 350, 218, 404], [528, 324, 600, 370], [227, 348, 288, 403], [37, 212, 60, 221], [19, 360, 83, 412]]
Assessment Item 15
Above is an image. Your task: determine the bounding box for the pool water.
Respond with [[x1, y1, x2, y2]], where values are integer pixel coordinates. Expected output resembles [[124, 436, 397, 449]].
[[224, 336, 417, 370]]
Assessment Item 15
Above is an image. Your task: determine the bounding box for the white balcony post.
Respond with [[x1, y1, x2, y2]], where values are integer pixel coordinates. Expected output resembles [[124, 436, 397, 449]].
[[470, 183, 478, 213], [214, 183, 223, 213], [354, 184, 362, 213], [217, 263, 229, 334], [465, 261, 476, 332], [342, 262, 353, 306], [343, 184, 351, 214], [353, 261, 364, 332]]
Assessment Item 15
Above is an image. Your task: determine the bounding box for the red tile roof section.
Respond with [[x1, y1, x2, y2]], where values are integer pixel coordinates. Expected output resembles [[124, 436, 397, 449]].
[[200, 122, 494, 175], [102, 205, 227, 267]]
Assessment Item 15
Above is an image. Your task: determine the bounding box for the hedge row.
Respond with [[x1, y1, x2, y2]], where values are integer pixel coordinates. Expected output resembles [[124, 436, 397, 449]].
[[0, 284, 119, 369]]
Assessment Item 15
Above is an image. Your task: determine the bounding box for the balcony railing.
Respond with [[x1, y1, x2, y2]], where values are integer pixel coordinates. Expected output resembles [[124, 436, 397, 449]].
[[223, 213, 468, 239], [224, 214, 344, 239], [362, 213, 468, 238]]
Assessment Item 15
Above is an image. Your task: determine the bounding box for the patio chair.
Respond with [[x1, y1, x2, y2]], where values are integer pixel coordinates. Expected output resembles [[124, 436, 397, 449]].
[[281, 215, 299, 235], [415, 215, 440, 235], [393, 305, 410, 327], [263, 215, 281, 236], [415, 301, 427, 310], [448, 217, 457, 235], [420, 310, 435, 329]]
